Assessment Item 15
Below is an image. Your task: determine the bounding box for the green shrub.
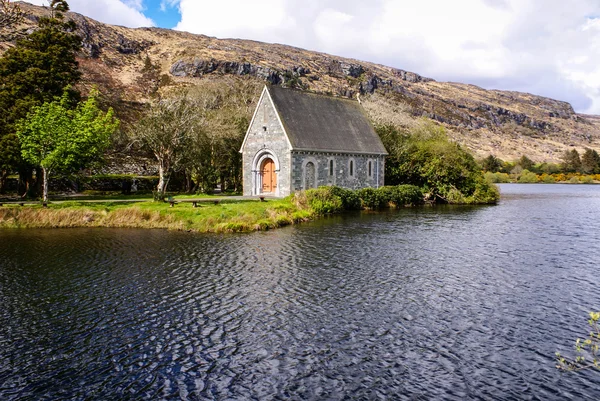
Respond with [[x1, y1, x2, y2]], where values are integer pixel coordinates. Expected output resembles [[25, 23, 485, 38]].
[[392, 185, 424, 206], [518, 169, 539, 183], [357, 187, 386, 209], [484, 171, 511, 183], [329, 186, 361, 210], [305, 186, 343, 214], [541, 174, 556, 183]]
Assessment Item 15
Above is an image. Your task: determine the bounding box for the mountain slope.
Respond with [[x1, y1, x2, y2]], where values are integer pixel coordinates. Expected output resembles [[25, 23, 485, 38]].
[[3, 2, 599, 163]]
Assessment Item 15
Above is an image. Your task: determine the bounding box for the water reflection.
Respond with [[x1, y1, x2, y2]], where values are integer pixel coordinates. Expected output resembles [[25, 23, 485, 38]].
[[1, 184, 600, 399]]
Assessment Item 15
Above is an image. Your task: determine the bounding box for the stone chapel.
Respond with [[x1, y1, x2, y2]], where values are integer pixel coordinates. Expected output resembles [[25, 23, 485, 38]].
[[240, 85, 387, 197]]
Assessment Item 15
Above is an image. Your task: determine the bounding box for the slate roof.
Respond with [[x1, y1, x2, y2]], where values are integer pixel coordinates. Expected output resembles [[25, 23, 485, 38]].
[[268, 86, 388, 155]]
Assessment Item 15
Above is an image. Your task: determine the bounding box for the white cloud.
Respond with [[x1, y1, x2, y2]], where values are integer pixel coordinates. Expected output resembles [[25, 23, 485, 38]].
[[22, 0, 154, 27], [175, 0, 297, 43], [168, 0, 600, 114]]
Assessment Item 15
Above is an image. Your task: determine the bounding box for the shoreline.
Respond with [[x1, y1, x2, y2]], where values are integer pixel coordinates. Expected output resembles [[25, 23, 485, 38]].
[[0, 184, 500, 233]]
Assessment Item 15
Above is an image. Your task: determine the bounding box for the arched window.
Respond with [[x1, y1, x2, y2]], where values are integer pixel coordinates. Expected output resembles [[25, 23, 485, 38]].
[[329, 159, 334, 176], [349, 159, 355, 177], [368, 160, 372, 177]]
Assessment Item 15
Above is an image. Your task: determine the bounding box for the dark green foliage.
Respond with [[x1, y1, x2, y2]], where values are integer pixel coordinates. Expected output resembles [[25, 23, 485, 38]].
[[329, 186, 361, 210], [581, 148, 600, 174], [0, 0, 82, 195], [561, 149, 582, 173], [357, 187, 386, 209], [0, 134, 20, 193], [303, 185, 424, 215], [376, 122, 499, 204], [389, 185, 424, 206], [517, 155, 535, 172], [480, 154, 503, 172]]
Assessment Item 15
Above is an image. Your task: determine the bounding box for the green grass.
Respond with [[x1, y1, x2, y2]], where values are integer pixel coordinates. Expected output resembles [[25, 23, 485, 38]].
[[0, 197, 312, 232]]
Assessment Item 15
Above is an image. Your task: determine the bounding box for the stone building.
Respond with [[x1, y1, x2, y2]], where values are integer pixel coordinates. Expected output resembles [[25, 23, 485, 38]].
[[240, 85, 387, 197]]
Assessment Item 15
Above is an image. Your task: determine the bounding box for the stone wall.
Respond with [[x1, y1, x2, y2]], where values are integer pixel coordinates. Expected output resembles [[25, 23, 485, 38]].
[[291, 152, 385, 192], [242, 90, 292, 197]]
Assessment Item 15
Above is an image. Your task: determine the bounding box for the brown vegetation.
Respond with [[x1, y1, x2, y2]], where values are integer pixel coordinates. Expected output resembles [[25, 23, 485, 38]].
[[2, 2, 599, 165]]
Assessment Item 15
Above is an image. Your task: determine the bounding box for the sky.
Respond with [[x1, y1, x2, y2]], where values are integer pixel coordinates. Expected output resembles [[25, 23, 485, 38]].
[[20, 0, 600, 115]]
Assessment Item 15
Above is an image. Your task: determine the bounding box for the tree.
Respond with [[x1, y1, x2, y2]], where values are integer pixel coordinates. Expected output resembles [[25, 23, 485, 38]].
[[561, 149, 582, 173], [581, 148, 600, 174], [0, 0, 23, 28], [517, 155, 535, 172], [130, 93, 199, 200], [556, 312, 600, 371], [16, 90, 119, 202], [0, 134, 20, 193], [377, 121, 499, 203], [481, 154, 503, 173], [0, 0, 81, 196]]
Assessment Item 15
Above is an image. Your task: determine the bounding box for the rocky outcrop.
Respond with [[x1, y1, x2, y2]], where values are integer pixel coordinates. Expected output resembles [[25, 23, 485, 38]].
[[170, 58, 311, 86]]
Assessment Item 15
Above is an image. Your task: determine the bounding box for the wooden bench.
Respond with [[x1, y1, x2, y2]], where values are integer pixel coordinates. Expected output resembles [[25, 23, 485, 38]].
[[165, 199, 221, 208]]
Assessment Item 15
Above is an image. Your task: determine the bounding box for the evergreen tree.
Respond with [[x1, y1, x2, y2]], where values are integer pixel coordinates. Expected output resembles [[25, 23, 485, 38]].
[[481, 154, 503, 173], [561, 149, 582, 173], [517, 155, 535, 172], [0, 0, 81, 196], [581, 148, 600, 174]]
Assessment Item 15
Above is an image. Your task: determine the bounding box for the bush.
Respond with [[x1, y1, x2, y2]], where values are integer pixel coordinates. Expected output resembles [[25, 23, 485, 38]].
[[304, 186, 343, 214], [357, 187, 386, 209], [540, 174, 556, 183], [518, 169, 539, 183], [377, 121, 499, 204], [329, 186, 361, 210], [390, 185, 423, 206], [484, 171, 511, 183]]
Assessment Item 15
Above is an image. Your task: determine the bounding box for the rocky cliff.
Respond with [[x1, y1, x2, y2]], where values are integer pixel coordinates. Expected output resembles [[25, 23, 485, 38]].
[[2, 2, 599, 163]]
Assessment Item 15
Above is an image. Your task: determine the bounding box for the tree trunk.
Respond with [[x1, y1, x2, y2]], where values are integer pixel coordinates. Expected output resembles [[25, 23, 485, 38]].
[[42, 166, 50, 202], [156, 162, 170, 200], [0, 171, 6, 194]]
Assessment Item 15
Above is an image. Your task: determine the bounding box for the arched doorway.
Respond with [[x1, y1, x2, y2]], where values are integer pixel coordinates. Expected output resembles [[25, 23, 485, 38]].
[[261, 158, 277, 193], [304, 161, 316, 189]]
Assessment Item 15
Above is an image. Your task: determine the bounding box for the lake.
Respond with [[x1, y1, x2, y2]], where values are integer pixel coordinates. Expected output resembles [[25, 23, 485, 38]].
[[1, 184, 600, 400]]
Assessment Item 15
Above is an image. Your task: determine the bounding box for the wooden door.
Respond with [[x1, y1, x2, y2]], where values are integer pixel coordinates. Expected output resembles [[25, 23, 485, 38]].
[[261, 158, 276, 193]]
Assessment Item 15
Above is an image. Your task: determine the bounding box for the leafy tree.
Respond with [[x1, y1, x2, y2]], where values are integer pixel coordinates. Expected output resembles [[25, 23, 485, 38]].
[[0, 0, 81, 195], [16, 90, 119, 202], [377, 121, 499, 203], [581, 148, 600, 174], [561, 149, 582, 173], [0, 0, 23, 28], [557, 312, 600, 371], [480, 154, 503, 172]]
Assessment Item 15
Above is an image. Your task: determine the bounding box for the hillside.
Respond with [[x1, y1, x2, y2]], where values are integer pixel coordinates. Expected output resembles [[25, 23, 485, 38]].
[[2, 2, 600, 163]]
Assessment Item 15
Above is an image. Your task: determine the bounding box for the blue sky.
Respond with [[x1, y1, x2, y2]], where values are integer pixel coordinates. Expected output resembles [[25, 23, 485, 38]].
[[20, 0, 600, 115], [140, 0, 180, 29]]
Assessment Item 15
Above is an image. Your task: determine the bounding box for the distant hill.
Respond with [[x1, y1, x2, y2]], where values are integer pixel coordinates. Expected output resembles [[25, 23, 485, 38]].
[[3, 2, 600, 163]]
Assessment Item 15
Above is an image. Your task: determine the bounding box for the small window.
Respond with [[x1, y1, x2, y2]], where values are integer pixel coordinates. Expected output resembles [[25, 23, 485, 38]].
[[329, 159, 334, 176], [368, 161, 372, 177], [350, 160, 354, 177]]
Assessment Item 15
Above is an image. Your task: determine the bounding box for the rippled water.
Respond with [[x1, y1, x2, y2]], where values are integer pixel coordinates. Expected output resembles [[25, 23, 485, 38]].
[[1, 184, 600, 400]]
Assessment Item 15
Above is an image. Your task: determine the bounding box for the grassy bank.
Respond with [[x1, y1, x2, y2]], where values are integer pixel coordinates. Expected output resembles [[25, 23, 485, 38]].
[[0, 184, 499, 233], [0, 198, 314, 233]]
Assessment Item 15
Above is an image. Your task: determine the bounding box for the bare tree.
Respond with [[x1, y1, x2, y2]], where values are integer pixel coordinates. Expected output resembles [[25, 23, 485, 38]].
[[0, 0, 23, 29], [130, 92, 199, 200]]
